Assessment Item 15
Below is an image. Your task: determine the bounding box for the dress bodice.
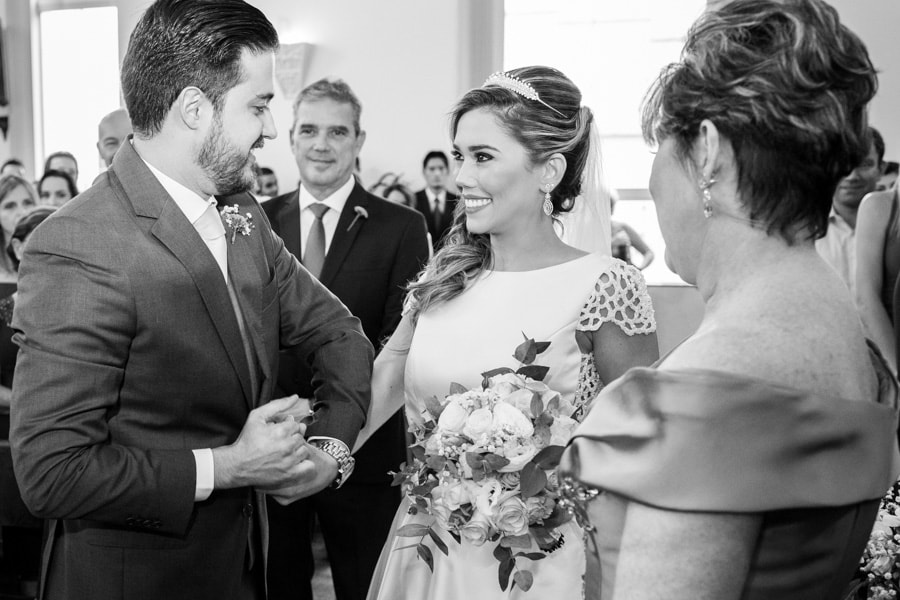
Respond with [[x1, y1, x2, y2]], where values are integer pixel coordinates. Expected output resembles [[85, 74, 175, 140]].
[[564, 347, 900, 599]]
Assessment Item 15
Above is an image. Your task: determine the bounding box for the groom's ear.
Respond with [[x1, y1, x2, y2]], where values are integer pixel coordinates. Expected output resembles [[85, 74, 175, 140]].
[[174, 86, 209, 132], [540, 152, 567, 189]]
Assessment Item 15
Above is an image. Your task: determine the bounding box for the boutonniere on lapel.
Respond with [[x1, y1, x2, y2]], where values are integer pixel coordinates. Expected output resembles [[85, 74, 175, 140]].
[[221, 204, 254, 243], [346, 206, 368, 232]]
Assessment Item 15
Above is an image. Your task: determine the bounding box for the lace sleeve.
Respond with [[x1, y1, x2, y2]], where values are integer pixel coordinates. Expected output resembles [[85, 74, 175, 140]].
[[577, 259, 656, 336]]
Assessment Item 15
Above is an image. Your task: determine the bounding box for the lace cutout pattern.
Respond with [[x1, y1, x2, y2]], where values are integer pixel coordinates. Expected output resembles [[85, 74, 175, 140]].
[[576, 259, 656, 336], [574, 352, 602, 417]]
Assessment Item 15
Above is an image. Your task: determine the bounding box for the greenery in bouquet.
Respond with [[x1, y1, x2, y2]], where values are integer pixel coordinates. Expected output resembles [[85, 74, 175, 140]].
[[391, 334, 582, 593], [845, 478, 900, 600]]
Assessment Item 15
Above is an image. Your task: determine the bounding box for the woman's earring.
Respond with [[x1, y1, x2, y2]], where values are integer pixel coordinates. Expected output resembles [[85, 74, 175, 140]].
[[699, 178, 716, 218], [542, 186, 554, 216]]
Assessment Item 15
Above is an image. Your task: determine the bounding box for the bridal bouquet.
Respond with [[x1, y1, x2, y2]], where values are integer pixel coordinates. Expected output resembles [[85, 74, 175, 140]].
[[391, 335, 579, 593], [845, 478, 900, 600]]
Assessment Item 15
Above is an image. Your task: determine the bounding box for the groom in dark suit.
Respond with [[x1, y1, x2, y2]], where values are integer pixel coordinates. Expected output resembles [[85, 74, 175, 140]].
[[263, 79, 429, 600], [414, 150, 458, 249], [9, 2, 373, 599]]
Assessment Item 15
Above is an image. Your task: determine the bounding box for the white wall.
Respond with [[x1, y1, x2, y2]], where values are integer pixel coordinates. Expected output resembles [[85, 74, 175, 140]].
[[0, 1, 895, 185]]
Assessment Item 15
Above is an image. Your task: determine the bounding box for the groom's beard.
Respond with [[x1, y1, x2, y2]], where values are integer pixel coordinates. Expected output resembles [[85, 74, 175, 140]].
[[198, 117, 264, 196]]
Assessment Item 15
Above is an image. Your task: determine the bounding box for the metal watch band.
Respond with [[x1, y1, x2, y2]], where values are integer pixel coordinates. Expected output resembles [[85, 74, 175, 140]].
[[311, 439, 355, 489]]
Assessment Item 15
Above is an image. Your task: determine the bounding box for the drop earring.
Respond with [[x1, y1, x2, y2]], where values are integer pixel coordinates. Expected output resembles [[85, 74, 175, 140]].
[[699, 178, 716, 218], [542, 186, 554, 216]]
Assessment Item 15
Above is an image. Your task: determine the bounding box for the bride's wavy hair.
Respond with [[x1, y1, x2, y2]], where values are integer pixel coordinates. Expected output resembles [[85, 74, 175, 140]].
[[407, 66, 593, 322]]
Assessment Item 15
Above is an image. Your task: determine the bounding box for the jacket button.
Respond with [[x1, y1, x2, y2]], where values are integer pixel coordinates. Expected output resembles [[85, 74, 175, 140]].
[[242, 503, 254, 518]]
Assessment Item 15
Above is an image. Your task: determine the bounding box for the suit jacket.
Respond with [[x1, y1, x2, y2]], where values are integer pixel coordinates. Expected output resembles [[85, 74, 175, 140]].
[[9, 141, 373, 600], [263, 183, 429, 483], [414, 189, 458, 248]]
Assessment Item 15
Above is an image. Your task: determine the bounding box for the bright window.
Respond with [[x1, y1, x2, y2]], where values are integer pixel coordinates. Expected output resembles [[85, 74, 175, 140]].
[[505, 0, 706, 284], [38, 6, 119, 191]]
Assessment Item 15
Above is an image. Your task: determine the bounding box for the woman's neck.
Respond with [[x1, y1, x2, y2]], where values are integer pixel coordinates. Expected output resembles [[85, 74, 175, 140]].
[[489, 224, 580, 272]]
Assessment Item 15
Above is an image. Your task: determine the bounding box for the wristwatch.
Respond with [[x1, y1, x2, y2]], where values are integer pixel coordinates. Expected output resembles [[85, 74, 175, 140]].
[[310, 438, 355, 489]]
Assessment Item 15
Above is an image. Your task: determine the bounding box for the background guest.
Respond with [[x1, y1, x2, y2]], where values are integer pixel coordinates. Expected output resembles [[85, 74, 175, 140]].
[[382, 182, 414, 207], [413, 150, 457, 249], [257, 166, 279, 198], [610, 191, 654, 269], [0, 206, 54, 600], [856, 180, 900, 371], [37, 169, 78, 207], [96, 108, 133, 168], [816, 127, 884, 292], [42, 150, 78, 188], [564, 2, 898, 598], [0, 175, 37, 283], [0, 160, 26, 180], [263, 77, 429, 600]]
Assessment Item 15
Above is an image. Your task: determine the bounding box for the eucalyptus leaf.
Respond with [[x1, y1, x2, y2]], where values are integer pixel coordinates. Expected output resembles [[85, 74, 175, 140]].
[[517, 365, 550, 381], [411, 445, 427, 462], [465, 452, 485, 469], [530, 393, 543, 418], [499, 533, 532, 549], [484, 453, 511, 471], [534, 425, 551, 446], [417, 543, 434, 571], [450, 529, 462, 544], [532, 445, 566, 469], [513, 570, 534, 591], [449, 382, 468, 395], [397, 523, 431, 537], [424, 395, 445, 420], [533, 341, 551, 355], [514, 336, 537, 365], [498, 557, 514, 592], [426, 455, 447, 471], [519, 462, 548, 498], [546, 395, 560, 412], [428, 527, 449, 556], [515, 552, 547, 561], [493, 543, 512, 563], [481, 367, 515, 379]]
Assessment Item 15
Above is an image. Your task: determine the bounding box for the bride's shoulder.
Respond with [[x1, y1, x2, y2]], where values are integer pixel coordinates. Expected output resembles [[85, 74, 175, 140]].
[[577, 256, 656, 335]]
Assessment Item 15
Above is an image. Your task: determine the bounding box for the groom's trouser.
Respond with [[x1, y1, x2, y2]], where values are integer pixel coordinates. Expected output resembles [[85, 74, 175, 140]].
[[266, 482, 399, 600]]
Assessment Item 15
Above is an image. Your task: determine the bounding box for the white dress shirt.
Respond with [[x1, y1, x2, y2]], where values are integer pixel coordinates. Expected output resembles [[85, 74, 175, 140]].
[[140, 156, 219, 502], [299, 176, 355, 260], [815, 209, 855, 294], [425, 188, 446, 215]]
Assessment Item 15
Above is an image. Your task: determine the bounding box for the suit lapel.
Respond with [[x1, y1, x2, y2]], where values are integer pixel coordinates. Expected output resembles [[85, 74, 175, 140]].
[[108, 142, 257, 409], [274, 191, 302, 258], [223, 210, 270, 407], [318, 183, 368, 288]]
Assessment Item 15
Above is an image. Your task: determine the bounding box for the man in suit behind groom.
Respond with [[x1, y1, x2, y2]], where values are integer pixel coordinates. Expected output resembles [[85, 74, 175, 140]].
[[10, 2, 373, 600], [414, 150, 458, 249], [263, 78, 429, 600]]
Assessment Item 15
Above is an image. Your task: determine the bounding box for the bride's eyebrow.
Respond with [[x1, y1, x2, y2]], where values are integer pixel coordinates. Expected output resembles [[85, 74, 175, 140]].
[[462, 144, 500, 153]]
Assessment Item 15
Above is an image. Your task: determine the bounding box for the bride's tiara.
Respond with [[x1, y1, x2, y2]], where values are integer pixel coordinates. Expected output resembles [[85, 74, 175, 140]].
[[483, 72, 566, 117]]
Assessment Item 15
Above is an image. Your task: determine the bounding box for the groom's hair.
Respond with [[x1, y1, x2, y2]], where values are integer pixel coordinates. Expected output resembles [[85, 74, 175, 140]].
[[122, 0, 279, 138]]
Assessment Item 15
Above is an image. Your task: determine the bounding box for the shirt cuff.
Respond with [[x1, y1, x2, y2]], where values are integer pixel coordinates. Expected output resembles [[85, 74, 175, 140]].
[[192, 448, 214, 502]]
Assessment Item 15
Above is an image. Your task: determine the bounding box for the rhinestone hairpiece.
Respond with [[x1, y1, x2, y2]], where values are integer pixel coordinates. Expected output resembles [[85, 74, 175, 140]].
[[483, 72, 566, 117]]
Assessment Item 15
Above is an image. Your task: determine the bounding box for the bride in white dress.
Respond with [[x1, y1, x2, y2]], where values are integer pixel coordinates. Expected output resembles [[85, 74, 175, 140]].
[[356, 66, 659, 599]]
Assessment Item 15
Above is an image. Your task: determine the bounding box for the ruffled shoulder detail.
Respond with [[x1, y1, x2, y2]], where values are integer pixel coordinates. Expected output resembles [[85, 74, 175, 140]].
[[563, 354, 900, 512], [576, 259, 656, 336]]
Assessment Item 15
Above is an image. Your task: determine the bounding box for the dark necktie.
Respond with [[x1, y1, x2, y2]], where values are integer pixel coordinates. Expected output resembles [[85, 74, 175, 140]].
[[433, 197, 442, 231], [304, 203, 329, 279]]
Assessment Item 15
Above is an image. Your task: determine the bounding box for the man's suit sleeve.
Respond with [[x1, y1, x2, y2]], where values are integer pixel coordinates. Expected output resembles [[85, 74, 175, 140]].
[[10, 214, 196, 534], [377, 210, 429, 345], [264, 220, 375, 447]]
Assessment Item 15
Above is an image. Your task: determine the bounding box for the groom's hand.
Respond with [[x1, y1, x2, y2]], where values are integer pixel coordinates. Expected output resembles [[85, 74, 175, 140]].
[[265, 442, 339, 505], [211, 396, 311, 490]]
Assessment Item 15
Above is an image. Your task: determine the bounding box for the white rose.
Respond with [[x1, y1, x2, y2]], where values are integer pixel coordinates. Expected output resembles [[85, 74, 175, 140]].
[[429, 497, 453, 529], [549, 415, 578, 446], [503, 388, 537, 417], [470, 478, 503, 516], [438, 400, 469, 434], [497, 440, 539, 472], [460, 510, 492, 546], [463, 407, 494, 440], [494, 496, 529, 536], [492, 402, 534, 437], [440, 480, 470, 511], [488, 373, 523, 396]]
